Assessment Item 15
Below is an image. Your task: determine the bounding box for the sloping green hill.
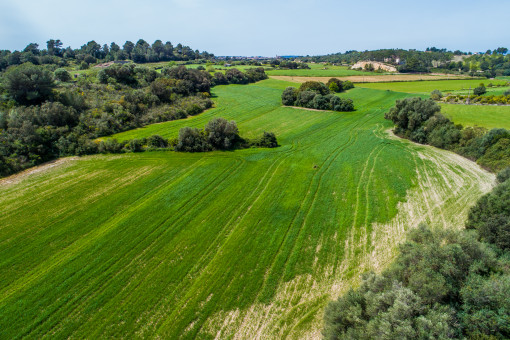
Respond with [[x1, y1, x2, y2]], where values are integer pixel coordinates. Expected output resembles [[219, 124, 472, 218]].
[[0, 80, 494, 338]]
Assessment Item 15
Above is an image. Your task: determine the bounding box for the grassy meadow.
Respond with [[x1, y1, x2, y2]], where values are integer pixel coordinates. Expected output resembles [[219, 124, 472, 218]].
[[441, 103, 510, 129], [357, 78, 508, 94], [265, 64, 377, 77], [0, 79, 494, 338]]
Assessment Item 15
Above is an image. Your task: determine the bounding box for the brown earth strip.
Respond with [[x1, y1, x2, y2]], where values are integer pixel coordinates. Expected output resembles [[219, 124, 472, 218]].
[[270, 74, 474, 84]]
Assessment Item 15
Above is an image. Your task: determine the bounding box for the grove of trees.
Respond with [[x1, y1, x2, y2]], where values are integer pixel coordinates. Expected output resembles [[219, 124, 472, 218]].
[[281, 81, 355, 112]]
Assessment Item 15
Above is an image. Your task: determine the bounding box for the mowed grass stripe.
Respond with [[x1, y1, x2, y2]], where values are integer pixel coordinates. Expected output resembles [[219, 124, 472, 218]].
[[30, 157, 245, 338]]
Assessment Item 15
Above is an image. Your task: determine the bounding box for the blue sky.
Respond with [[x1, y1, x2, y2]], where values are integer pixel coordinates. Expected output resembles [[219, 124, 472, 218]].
[[1, 0, 509, 56]]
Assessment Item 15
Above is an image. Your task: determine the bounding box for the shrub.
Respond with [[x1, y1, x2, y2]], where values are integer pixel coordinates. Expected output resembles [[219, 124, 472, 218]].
[[250, 131, 278, 148], [281, 87, 298, 106], [430, 89, 443, 100], [146, 135, 168, 148], [477, 137, 510, 172], [473, 85, 487, 96], [334, 98, 354, 112], [54, 68, 71, 82], [175, 127, 210, 152], [98, 139, 124, 153], [225, 68, 248, 84], [323, 224, 510, 339], [385, 97, 441, 138], [212, 72, 228, 85], [342, 80, 354, 90]]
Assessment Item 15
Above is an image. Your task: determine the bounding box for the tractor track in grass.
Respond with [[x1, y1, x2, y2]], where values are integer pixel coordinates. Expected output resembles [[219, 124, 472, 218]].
[[258, 110, 375, 291], [0, 157, 207, 307], [158, 152, 294, 337], [35, 157, 245, 338]]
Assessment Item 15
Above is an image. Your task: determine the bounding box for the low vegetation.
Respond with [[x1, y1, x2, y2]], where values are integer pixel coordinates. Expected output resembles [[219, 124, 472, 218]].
[[281, 81, 354, 111]]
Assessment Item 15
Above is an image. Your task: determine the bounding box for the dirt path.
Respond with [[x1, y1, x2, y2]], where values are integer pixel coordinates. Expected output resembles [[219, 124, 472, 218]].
[[0, 157, 80, 186], [270, 74, 471, 84]]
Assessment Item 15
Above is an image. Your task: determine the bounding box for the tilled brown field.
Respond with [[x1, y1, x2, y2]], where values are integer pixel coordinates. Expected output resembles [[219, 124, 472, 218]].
[[270, 74, 473, 84]]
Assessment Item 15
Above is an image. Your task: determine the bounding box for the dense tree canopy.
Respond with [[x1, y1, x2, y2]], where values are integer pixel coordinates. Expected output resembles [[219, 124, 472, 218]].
[[282, 83, 354, 112], [4, 63, 55, 104]]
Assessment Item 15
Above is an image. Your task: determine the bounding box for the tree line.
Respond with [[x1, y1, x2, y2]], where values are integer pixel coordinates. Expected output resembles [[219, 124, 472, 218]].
[[323, 166, 510, 339], [0, 38, 214, 71], [385, 97, 510, 172], [281, 80, 354, 112], [0, 61, 268, 177], [301, 47, 509, 76], [76, 117, 278, 155]]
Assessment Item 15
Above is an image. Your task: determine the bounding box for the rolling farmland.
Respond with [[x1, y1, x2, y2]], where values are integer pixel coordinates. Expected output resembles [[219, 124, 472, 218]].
[[0, 80, 494, 338]]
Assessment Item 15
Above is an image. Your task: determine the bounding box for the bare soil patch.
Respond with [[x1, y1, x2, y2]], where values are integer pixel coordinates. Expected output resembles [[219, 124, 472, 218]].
[[0, 157, 79, 186], [270, 74, 471, 84]]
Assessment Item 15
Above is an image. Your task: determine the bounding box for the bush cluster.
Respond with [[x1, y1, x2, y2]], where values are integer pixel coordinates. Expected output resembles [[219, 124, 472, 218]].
[[281, 81, 355, 112], [385, 97, 510, 172], [174, 117, 278, 152]]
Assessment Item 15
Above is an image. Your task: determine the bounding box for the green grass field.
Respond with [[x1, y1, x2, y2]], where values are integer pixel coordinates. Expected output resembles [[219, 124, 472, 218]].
[[265, 64, 378, 77], [357, 79, 508, 94], [441, 103, 510, 129], [0, 79, 494, 338]]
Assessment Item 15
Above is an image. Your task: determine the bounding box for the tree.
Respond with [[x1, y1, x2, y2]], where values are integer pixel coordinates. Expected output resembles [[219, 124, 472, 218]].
[[175, 127, 210, 152], [204, 117, 239, 150], [467, 179, 510, 250], [123, 41, 135, 58], [4, 63, 55, 104], [281, 87, 298, 106], [497, 167, 510, 183], [385, 97, 440, 139], [295, 90, 317, 108]]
